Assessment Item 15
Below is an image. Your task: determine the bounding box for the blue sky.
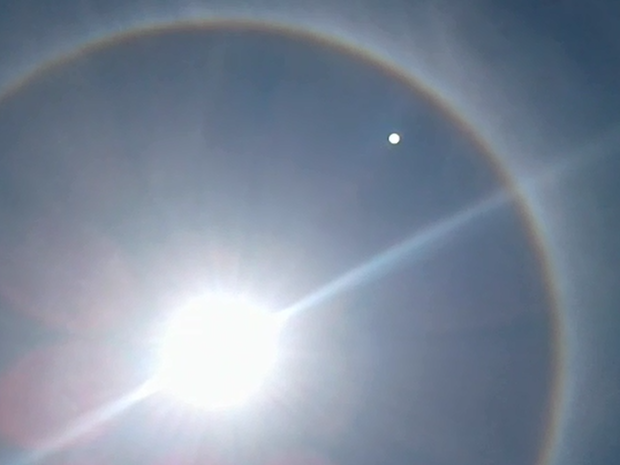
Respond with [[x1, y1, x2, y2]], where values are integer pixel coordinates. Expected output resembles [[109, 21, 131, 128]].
[[0, 2, 618, 465]]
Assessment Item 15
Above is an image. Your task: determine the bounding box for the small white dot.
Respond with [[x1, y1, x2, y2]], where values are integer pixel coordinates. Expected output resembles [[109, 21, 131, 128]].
[[388, 133, 401, 145]]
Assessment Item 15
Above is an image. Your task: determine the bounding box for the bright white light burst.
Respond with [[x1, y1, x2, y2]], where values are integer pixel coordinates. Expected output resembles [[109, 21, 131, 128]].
[[388, 132, 401, 145], [153, 293, 282, 411]]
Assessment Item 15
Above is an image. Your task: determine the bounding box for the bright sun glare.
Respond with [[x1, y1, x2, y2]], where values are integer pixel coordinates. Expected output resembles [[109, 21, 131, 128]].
[[153, 293, 282, 411]]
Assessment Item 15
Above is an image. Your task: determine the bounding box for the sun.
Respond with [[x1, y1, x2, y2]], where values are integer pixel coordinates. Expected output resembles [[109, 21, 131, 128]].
[[152, 293, 282, 411]]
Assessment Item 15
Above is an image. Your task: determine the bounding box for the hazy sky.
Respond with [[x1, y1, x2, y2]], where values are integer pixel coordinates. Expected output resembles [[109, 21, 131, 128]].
[[0, 2, 618, 465]]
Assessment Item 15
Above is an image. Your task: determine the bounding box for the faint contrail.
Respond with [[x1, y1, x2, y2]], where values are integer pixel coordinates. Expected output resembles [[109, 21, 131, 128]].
[[13, 117, 619, 465], [16, 382, 156, 465], [278, 124, 615, 323], [279, 190, 507, 321]]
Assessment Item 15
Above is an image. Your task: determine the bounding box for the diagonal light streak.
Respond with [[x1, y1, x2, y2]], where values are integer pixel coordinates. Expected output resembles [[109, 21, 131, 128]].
[[16, 382, 157, 465], [279, 191, 508, 321], [10, 117, 615, 465], [278, 119, 620, 325]]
